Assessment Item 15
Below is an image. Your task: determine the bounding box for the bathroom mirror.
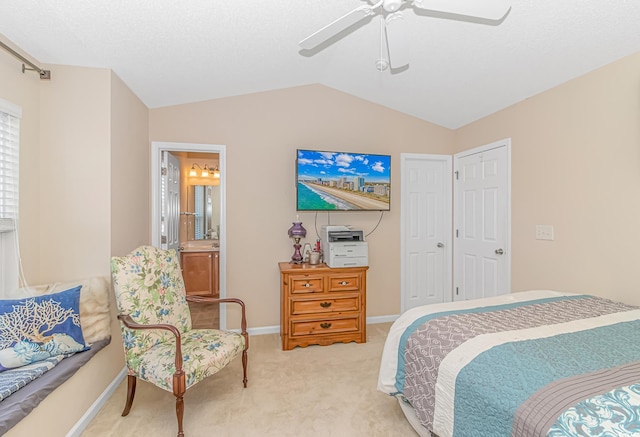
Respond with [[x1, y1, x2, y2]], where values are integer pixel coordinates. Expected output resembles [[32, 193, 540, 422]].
[[187, 185, 221, 240]]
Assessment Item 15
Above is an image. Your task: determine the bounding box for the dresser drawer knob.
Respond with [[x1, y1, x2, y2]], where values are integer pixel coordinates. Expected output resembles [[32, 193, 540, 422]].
[[320, 322, 332, 329], [339, 281, 349, 286], [304, 282, 311, 288], [320, 302, 332, 308]]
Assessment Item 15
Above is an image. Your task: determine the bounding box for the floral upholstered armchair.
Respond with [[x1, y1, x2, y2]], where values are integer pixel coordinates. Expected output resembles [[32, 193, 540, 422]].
[[110, 245, 248, 437]]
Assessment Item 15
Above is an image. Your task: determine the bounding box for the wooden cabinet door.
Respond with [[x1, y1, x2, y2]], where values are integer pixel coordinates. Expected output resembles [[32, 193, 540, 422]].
[[180, 251, 214, 296]]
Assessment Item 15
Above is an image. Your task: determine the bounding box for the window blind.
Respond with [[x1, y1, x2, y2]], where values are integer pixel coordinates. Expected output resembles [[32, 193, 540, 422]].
[[0, 98, 21, 294], [0, 98, 21, 225]]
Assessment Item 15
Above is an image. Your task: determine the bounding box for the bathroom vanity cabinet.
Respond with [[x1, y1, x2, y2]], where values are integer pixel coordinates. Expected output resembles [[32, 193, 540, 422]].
[[180, 250, 219, 296]]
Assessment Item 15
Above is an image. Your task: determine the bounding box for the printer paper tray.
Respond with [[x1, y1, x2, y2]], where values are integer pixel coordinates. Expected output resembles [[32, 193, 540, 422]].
[[327, 256, 368, 268]]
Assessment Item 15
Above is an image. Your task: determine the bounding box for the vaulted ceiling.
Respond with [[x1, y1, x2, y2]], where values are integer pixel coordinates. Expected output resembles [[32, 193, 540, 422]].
[[1, 0, 639, 129]]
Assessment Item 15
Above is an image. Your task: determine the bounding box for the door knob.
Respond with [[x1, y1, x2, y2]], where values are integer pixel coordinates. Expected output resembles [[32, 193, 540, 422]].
[[495, 248, 504, 255], [437, 242, 444, 248]]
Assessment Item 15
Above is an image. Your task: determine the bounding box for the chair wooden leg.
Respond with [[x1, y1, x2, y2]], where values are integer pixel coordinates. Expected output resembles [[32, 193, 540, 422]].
[[175, 394, 185, 437], [122, 375, 137, 416], [242, 349, 248, 388]]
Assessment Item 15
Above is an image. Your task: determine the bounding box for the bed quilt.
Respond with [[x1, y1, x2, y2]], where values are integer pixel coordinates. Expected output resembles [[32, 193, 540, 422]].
[[377, 290, 640, 437]]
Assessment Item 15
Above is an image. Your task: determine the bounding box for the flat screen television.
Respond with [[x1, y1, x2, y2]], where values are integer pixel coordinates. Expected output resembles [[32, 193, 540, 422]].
[[296, 149, 391, 211]]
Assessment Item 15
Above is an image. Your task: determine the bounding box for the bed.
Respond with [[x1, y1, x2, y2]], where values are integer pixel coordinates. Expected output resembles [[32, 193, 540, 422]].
[[377, 290, 640, 437]]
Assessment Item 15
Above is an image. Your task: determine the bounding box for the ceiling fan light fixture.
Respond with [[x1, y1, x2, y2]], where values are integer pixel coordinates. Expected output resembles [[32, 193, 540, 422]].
[[383, 0, 403, 12]]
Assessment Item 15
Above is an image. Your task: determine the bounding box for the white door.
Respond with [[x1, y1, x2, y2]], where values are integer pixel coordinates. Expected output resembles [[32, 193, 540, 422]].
[[453, 140, 510, 301], [161, 151, 180, 252], [401, 154, 452, 312]]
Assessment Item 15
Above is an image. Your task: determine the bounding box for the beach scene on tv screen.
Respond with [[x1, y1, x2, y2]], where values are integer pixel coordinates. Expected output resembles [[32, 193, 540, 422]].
[[297, 149, 391, 211]]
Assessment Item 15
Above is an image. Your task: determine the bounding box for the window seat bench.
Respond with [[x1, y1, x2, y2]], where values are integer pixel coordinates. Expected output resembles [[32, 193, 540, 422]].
[[0, 277, 112, 434], [0, 337, 110, 434]]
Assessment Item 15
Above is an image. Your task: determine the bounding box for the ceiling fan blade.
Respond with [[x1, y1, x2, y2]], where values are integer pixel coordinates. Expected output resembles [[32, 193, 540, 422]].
[[413, 0, 510, 21], [385, 13, 409, 69], [299, 5, 376, 50]]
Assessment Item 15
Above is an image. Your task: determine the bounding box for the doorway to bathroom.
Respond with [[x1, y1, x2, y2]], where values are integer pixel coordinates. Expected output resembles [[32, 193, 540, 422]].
[[151, 141, 227, 329]]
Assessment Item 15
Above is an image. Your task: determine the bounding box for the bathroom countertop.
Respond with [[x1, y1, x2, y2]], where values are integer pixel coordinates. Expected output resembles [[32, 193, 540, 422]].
[[179, 241, 220, 252], [180, 247, 219, 252]]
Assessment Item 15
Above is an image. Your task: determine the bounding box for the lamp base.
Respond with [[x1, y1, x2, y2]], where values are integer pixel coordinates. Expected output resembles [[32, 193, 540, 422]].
[[290, 239, 303, 264]]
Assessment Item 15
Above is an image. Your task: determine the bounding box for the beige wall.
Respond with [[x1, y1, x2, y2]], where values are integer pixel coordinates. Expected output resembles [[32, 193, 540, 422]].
[[1, 37, 149, 435], [455, 52, 640, 305], [36, 65, 112, 283], [110, 71, 151, 256], [149, 85, 455, 328]]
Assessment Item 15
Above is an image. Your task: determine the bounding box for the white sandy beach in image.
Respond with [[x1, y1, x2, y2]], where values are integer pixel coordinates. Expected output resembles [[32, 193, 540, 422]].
[[306, 183, 389, 210]]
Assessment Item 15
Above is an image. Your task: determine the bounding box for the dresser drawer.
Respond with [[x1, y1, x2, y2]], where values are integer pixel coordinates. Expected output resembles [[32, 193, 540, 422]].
[[290, 316, 359, 337], [290, 296, 359, 316], [327, 273, 361, 292], [289, 275, 324, 294]]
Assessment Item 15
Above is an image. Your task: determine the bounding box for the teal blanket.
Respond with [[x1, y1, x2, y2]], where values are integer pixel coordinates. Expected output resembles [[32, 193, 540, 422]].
[[455, 320, 640, 436]]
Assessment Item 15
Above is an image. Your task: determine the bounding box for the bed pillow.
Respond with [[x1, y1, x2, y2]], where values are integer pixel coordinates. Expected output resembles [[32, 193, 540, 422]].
[[0, 286, 89, 372]]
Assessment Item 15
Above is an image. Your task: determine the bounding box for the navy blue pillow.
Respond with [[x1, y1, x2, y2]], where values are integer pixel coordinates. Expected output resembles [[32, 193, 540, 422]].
[[0, 285, 88, 371]]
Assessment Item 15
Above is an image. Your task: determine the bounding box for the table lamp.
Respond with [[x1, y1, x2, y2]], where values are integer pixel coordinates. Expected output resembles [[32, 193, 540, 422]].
[[288, 221, 307, 263]]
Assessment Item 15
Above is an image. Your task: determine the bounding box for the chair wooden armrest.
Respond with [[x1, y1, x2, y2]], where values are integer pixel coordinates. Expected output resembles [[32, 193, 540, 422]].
[[117, 314, 184, 374], [185, 296, 249, 350]]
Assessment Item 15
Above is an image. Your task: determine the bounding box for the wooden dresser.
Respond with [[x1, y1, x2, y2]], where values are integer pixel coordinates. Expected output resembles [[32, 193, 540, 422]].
[[279, 262, 368, 350]]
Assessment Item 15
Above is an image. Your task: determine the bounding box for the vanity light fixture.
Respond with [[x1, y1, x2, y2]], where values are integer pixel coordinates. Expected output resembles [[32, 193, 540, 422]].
[[207, 165, 220, 179], [189, 163, 208, 177], [189, 163, 220, 178]]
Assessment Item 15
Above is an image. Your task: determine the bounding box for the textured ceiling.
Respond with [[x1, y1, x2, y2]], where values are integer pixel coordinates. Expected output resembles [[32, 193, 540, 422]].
[[1, 0, 639, 129]]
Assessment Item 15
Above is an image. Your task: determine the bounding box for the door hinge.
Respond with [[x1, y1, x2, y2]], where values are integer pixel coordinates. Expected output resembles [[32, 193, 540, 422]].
[[161, 235, 167, 244], [456, 287, 459, 295], [161, 167, 167, 176], [456, 229, 459, 238], [455, 170, 459, 180]]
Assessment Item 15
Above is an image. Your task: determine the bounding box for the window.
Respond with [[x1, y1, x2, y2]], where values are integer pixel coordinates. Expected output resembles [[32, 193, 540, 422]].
[[0, 98, 22, 294]]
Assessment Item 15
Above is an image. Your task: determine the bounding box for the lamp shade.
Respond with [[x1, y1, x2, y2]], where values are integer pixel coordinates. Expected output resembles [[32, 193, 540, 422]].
[[287, 222, 306, 238]]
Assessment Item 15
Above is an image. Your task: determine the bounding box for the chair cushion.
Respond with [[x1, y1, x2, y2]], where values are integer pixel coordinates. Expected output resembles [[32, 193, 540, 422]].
[[129, 329, 245, 392]]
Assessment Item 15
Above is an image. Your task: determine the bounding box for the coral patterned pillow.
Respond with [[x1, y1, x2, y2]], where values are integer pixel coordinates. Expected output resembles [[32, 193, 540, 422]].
[[0, 286, 88, 372]]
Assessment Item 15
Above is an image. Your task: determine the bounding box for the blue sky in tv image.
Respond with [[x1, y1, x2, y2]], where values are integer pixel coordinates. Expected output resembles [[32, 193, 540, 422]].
[[296, 149, 391, 212]]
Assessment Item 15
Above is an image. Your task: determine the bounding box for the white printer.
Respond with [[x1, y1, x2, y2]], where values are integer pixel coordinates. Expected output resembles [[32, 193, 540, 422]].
[[320, 225, 368, 268]]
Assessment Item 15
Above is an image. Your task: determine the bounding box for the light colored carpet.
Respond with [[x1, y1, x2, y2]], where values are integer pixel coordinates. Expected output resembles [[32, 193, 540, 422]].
[[81, 322, 418, 437]]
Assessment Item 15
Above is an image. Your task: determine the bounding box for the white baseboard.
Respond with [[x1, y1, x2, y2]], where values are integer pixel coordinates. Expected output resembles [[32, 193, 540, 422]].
[[242, 315, 399, 337], [66, 367, 127, 437], [247, 325, 280, 335], [366, 314, 399, 324]]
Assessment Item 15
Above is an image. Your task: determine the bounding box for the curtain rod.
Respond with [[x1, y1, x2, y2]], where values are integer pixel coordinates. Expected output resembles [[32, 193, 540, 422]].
[[0, 40, 50, 80]]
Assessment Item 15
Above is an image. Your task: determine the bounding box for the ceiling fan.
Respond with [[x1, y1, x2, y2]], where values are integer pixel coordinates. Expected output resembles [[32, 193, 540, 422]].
[[299, 0, 511, 70]]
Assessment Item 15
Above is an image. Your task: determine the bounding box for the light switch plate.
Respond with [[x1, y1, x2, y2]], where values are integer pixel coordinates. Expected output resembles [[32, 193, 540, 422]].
[[535, 225, 554, 241]]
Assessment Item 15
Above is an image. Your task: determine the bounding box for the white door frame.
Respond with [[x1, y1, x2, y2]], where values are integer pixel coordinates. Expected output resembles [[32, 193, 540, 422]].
[[151, 141, 228, 328], [400, 153, 453, 313], [453, 138, 511, 300]]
